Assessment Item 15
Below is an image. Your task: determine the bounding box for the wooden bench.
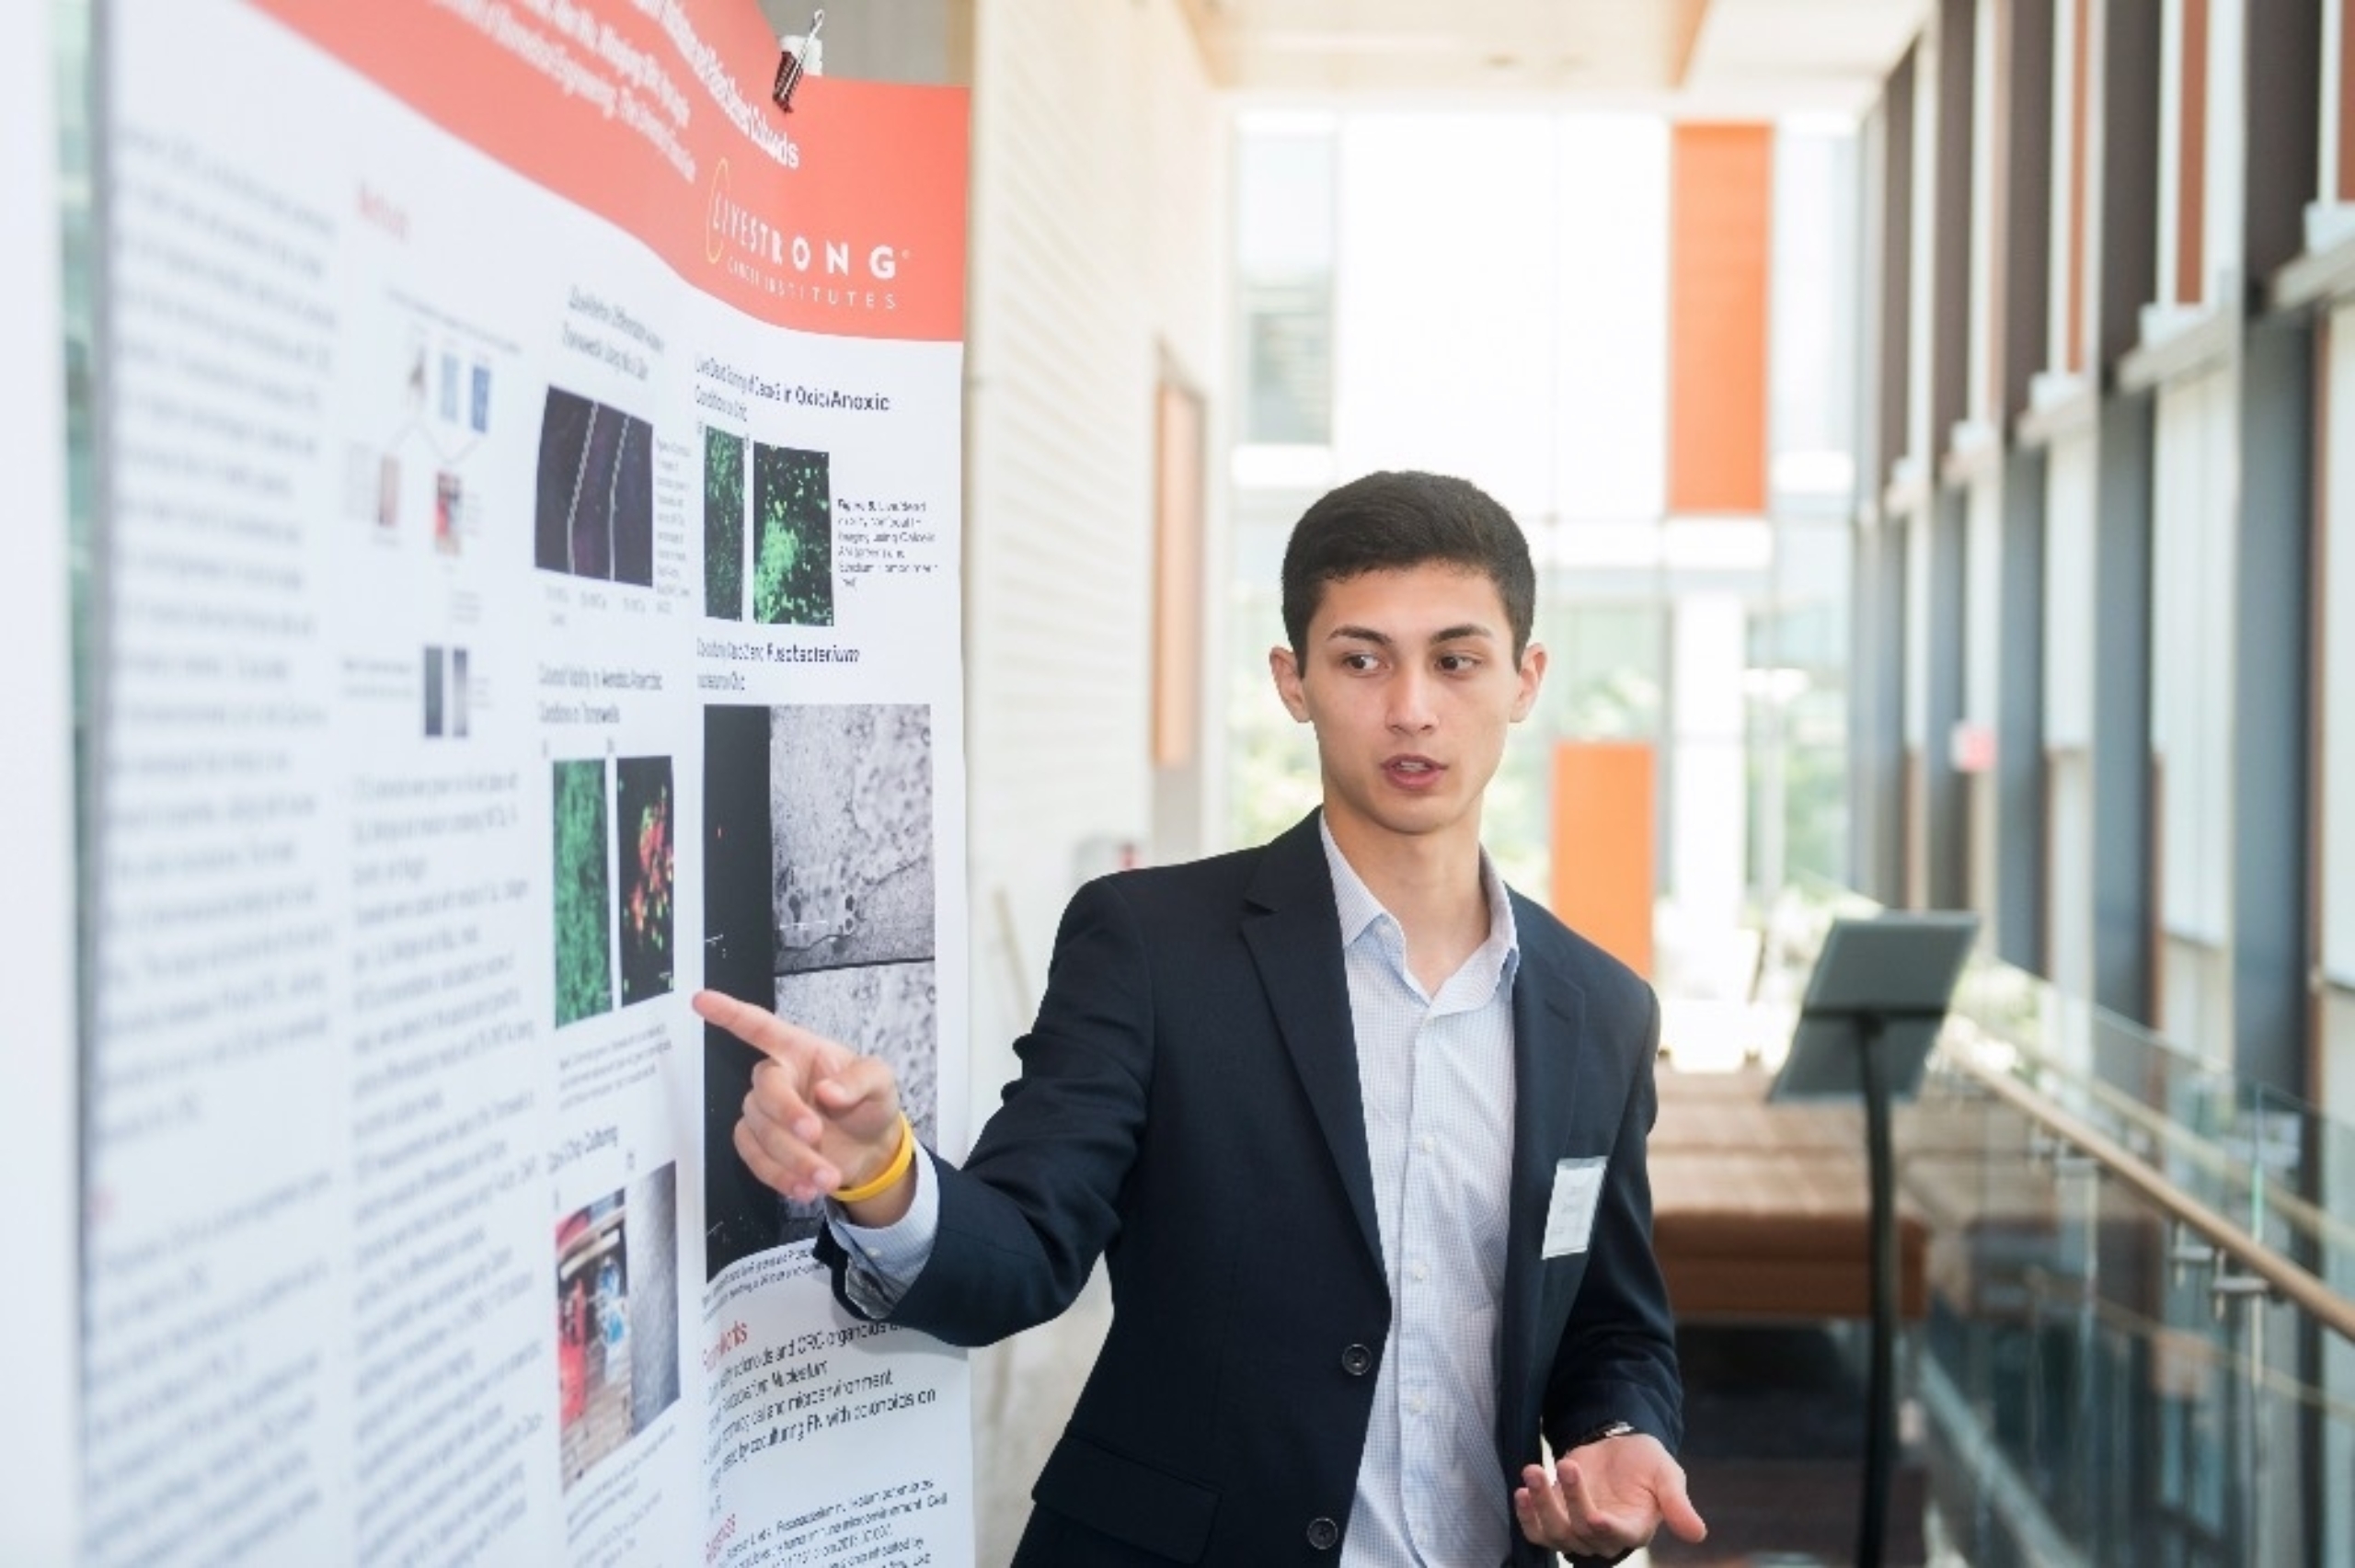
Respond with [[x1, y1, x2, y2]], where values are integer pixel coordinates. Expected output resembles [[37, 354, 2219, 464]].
[[1649, 1067, 1931, 1322], [1648, 1068, 2108, 1326]]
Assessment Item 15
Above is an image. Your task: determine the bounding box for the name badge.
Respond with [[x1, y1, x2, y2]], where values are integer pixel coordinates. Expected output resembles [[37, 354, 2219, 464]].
[[1542, 1157, 1608, 1258]]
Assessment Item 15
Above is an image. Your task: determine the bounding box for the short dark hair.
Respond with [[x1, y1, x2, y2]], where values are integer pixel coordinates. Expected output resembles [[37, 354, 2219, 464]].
[[1280, 471, 1537, 661]]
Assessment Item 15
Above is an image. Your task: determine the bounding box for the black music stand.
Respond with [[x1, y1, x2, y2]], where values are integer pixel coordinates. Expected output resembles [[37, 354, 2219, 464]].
[[1767, 910, 1979, 1568]]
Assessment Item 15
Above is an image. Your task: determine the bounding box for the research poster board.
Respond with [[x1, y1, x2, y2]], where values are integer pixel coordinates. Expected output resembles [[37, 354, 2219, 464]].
[[6, 2, 79, 1562], [86, 3, 971, 1564]]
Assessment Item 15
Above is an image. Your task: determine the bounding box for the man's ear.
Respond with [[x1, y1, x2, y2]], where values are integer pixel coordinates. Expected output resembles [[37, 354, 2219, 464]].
[[1511, 642, 1547, 723], [1269, 645, 1312, 723]]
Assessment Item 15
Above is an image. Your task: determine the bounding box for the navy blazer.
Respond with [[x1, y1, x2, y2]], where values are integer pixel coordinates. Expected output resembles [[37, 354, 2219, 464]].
[[817, 812, 1683, 1566]]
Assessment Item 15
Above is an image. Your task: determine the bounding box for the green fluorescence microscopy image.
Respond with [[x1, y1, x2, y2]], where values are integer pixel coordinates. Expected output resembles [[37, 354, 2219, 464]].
[[704, 428, 744, 621], [752, 443, 833, 626], [553, 758, 613, 1027]]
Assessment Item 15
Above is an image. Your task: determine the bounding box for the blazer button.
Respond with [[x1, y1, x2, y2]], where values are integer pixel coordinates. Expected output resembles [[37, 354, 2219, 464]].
[[1306, 1516, 1340, 1551], [1339, 1344, 1373, 1377]]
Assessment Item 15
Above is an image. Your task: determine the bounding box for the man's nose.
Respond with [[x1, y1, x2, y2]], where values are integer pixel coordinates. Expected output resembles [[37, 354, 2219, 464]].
[[1387, 668, 1437, 732]]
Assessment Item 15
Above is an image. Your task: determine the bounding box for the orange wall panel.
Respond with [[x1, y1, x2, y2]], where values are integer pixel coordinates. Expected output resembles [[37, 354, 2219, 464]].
[[1152, 380, 1205, 768], [1667, 123, 1772, 516], [2177, 0, 2209, 304], [2342, 0, 2355, 200], [1550, 741, 1656, 979]]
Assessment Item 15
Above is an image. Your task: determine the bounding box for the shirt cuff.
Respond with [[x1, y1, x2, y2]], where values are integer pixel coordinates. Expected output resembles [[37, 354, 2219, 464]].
[[826, 1149, 938, 1315]]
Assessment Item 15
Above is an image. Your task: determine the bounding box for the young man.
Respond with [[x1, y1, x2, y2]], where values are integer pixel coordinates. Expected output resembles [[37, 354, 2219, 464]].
[[697, 471, 1706, 1566]]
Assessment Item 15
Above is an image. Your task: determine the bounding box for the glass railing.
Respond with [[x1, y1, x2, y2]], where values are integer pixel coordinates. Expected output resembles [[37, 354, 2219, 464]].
[[1745, 883, 2355, 1568]]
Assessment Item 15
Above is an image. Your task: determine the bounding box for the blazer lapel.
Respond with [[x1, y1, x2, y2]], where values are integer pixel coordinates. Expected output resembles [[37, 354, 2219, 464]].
[[1240, 815, 1384, 1274], [1495, 901, 1588, 1471]]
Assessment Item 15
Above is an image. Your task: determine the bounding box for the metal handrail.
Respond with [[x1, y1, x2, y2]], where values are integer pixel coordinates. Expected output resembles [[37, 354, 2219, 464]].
[[2062, 1068, 2355, 1260], [1949, 1045, 2355, 1347]]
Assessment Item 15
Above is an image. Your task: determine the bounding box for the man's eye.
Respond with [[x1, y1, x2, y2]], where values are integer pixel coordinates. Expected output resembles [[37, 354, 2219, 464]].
[[1438, 655, 1477, 673], [1341, 653, 1378, 672]]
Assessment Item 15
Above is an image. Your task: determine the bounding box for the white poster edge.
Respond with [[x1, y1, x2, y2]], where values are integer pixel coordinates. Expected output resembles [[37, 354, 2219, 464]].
[[5, 0, 83, 1562]]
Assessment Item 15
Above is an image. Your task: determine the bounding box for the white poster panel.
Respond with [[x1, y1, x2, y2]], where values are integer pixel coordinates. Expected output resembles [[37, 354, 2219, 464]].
[[87, 2, 971, 1563], [5, 1, 79, 1562]]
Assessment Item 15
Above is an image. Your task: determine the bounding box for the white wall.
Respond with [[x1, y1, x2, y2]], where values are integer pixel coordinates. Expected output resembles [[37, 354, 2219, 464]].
[[963, 0, 1228, 1069], [2151, 368, 2237, 1060], [2324, 306, 2355, 992], [1, 2, 79, 1562], [1964, 471, 2003, 917], [2044, 432, 2098, 1001], [958, 15, 1227, 1562], [2321, 323, 2355, 1494]]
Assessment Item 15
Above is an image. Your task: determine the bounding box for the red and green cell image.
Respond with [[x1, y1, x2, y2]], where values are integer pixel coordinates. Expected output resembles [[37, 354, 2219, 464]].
[[617, 756, 673, 1007], [553, 758, 613, 1027], [752, 443, 833, 626], [704, 429, 745, 620]]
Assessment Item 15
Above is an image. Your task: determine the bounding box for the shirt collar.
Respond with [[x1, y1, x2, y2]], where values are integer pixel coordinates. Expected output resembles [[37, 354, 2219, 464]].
[[1318, 814, 1522, 990]]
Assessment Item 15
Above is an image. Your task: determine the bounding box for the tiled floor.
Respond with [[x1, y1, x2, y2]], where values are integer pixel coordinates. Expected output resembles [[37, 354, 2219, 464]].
[[1650, 1323, 1931, 1568]]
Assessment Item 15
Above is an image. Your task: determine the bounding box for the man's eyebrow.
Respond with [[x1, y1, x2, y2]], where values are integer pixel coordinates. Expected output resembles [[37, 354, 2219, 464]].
[[1323, 622, 1498, 646]]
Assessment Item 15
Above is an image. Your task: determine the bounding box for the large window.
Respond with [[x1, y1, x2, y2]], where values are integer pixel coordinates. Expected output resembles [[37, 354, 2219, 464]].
[[1224, 114, 1858, 942], [1236, 123, 1335, 448]]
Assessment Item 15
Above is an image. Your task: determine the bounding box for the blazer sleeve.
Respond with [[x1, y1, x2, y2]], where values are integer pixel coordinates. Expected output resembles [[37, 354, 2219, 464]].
[[1538, 987, 1684, 1457], [817, 875, 1155, 1346]]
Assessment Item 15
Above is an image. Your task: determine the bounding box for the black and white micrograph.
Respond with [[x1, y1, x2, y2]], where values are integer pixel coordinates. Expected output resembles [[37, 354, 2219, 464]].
[[768, 704, 934, 972], [770, 961, 938, 1154], [701, 703, 937, 1280]]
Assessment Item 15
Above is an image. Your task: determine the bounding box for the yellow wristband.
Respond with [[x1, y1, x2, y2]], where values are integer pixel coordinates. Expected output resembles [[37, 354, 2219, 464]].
[[831, 1113, 915, 1205]]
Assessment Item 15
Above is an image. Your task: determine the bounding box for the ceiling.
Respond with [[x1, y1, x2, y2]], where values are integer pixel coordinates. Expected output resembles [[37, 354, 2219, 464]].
[[1187, 0, 1934, 114]]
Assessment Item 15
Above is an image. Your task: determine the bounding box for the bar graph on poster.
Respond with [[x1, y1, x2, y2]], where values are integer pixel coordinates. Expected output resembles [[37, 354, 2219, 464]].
[[84, 2, 971, 1563]]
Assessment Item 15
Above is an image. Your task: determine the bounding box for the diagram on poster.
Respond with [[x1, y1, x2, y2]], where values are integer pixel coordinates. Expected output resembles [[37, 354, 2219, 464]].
[[344, 305, 500, 554]]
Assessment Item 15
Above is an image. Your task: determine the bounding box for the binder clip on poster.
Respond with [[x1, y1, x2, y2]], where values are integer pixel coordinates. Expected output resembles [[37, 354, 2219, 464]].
[[773, 10, 824, 111]]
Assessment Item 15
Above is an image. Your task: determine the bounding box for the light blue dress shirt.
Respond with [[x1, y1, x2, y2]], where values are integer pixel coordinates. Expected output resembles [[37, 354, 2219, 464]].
[[1319, 821, 1520, 1568], [830, 821, 1523, 1567]]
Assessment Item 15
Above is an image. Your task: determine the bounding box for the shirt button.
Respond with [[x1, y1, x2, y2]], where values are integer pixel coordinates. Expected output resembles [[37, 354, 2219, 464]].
[[1408, 1395, 1427, 1416], [1419, 1135, 1435, 1155], [1340, 1344, 1373, 1377], [1410, 1262, 1429, 1283], [1306, 1516, 1340, 1551]]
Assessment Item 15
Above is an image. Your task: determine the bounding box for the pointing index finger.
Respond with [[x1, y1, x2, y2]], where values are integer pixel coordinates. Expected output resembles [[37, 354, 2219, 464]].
[[693, 989, 820, 1062]]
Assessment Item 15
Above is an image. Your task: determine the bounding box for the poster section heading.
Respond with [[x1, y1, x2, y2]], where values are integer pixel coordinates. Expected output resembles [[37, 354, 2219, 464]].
[[256, 0, 969, 340]]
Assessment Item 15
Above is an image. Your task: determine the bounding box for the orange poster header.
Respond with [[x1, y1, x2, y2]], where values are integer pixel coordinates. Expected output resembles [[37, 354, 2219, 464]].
[[250, 0, 968, 341]]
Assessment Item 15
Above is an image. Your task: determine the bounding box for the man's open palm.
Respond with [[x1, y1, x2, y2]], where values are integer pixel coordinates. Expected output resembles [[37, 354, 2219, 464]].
[[1514, 1433, 1706, 1559]]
